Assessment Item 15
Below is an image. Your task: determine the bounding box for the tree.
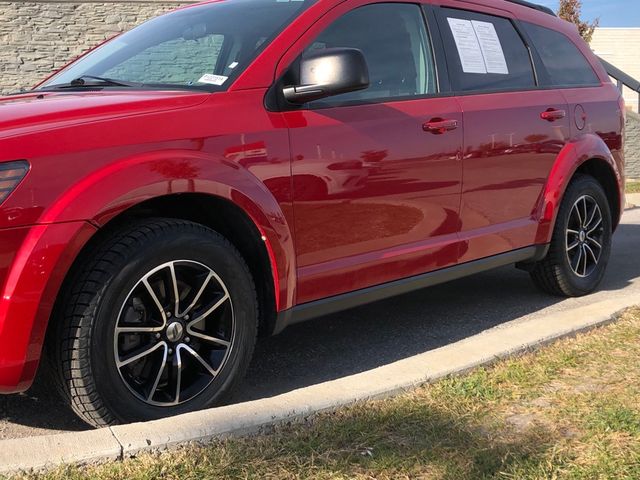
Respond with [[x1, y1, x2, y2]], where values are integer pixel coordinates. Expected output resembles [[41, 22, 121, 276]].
[[558, 0, 599, 43]]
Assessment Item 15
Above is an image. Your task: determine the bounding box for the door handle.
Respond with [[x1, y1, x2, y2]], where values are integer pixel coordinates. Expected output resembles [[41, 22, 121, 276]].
[[540, 108, 566, 122], [423, 118, 458, 135]]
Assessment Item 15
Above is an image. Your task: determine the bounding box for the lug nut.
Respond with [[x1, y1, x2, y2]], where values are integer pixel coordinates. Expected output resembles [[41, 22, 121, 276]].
[[185, 337, 190, 343], [168, 348, 173, 355], [184, 315, 190, 321], [166, 312, 172, 318], [155, 333, 161, 339]]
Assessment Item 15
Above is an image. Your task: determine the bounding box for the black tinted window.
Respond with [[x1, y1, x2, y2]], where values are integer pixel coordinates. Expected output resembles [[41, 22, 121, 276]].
[[523, 22, 600, 87], [305, 3, 437, 104], [438, 8, 535, 92]]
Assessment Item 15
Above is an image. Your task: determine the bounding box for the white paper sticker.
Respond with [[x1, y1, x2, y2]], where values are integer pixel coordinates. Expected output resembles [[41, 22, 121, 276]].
[[472, 20, 509, 75], [197, 74, 228, 85], [447, 18, 486, 74], [228, 61, 239, 69]]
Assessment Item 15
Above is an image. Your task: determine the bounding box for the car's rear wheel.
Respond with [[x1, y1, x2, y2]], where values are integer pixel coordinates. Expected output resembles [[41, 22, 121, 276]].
[[530, 174, 612, 297], [50, 219, 258, 427]]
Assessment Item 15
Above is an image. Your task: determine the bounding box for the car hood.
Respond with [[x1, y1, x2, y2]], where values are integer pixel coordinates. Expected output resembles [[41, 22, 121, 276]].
[[0, 90, 210, 139]]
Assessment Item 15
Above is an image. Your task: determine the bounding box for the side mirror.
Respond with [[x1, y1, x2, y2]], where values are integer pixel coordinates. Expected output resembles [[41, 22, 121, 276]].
[[283, 48, 369, 104]]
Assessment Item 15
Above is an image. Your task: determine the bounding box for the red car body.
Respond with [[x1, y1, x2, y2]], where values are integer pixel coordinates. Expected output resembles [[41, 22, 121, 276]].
[[0, 0, 625, 393]]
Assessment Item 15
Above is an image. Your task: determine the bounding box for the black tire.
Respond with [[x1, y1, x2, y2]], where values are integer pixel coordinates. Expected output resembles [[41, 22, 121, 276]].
[[50, 219, 258, 427], [530, 174, 612, 297]]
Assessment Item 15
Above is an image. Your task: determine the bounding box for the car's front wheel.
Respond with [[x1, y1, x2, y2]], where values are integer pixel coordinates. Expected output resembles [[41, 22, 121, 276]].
[[50, 219, 258, 427], [530, 174, 612, 297]]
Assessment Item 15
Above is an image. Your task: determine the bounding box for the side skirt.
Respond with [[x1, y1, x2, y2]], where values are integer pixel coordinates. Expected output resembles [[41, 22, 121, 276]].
[[273, 244, 549, 334]]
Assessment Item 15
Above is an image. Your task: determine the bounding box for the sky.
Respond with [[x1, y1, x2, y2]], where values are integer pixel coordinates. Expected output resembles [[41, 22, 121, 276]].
[[536, 0, 640, 28]]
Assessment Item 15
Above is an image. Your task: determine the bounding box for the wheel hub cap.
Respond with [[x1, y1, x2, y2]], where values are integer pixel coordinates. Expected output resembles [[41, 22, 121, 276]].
[[166, 322, 184, 343]]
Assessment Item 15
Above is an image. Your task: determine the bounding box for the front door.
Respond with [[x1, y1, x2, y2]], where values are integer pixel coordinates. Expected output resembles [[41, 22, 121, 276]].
[[280, 2, 464, 304]]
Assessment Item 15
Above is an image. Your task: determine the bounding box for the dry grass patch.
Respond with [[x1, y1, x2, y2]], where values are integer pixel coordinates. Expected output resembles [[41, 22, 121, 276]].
[[627, 181, 640, 194], [16, 308, 640, 480]]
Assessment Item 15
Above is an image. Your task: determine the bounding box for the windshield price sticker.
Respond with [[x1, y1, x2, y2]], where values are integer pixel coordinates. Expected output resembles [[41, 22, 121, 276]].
[[198, 74, 228, 86]]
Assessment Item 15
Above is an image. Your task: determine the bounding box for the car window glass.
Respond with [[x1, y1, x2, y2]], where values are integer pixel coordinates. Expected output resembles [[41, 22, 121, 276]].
[[103, 34, 225, 85], [522, 22, 600, 87], [438, 7, 535, 93], [304, 3, 436, 105]]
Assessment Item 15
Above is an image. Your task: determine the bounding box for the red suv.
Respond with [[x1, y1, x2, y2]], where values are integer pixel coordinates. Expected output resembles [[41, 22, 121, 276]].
[[0, 0, 625, 427]]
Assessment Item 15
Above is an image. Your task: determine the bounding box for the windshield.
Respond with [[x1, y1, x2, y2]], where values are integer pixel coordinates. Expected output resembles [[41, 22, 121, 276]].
[[39, 0, 313, 91]]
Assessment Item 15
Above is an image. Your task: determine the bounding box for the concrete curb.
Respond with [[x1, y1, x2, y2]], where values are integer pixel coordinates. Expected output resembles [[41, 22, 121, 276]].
[[626, 192, 640, 210], [1, 297, 637, 475]]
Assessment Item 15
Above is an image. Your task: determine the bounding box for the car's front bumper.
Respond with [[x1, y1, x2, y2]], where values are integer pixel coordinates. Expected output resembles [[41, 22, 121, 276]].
[[0, 221, 97, 393]]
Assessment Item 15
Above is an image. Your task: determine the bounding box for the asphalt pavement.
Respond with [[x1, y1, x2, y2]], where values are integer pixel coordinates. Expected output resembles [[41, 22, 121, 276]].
[[2, 207, 639, 440]]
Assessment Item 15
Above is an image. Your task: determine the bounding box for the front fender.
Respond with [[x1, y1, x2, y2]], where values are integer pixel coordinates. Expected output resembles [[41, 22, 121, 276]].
[[40, 150, 296, 312], [535, 133, 623, 244]]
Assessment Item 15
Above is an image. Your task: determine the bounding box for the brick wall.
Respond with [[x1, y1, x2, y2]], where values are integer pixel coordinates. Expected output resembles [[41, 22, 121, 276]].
[[0, 1, 192, 94], [626, 110, 640, 180]]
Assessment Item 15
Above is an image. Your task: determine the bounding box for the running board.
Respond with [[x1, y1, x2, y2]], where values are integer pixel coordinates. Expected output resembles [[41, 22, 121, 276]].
[[273, 245, 548, 334]]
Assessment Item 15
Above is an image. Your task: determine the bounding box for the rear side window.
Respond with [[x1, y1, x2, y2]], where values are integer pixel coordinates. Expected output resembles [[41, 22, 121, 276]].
[[437, 8, 535, 93], [523, 22, 600, 87]]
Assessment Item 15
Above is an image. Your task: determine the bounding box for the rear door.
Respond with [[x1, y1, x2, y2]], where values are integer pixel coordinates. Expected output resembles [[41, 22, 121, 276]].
[[521, 21, 624, 170], [433, 3, 571, 262], [276, 1, 464, 304]]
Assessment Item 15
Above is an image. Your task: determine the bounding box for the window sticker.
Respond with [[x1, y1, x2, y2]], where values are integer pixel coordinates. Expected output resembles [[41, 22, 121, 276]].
[[447, 18, 486, 74], [197, 73, 228, 85], [472, 20, 508, 74]]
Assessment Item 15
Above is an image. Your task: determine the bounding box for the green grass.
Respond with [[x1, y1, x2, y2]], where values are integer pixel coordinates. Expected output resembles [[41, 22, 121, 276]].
[[626, 181, 640, 194], [16, 308, 640, 480]]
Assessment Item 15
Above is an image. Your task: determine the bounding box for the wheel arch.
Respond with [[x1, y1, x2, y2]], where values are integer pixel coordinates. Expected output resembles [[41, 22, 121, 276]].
[[536, 136, 623, 244], [53, 192, 285, 339]]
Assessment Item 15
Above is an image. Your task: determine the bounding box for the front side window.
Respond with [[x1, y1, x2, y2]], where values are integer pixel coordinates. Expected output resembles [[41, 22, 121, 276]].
[[39, 0, 313, 91], [522, 22, 600, 88], [438, 8, 535, 93], [303, 3, 437, 105]]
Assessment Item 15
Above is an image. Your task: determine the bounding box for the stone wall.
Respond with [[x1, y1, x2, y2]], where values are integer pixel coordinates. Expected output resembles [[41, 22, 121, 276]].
[[626, 110, 640, 180], [0, 1, 639, 178], [0, 1, 192, 94]]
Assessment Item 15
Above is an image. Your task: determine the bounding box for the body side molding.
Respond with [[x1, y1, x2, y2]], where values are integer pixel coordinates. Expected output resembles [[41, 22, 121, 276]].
[[274, 244, 549, 333]]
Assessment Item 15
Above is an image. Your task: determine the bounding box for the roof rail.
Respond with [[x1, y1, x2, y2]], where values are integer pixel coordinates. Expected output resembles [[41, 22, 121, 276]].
[[502, 0, 557, 16]]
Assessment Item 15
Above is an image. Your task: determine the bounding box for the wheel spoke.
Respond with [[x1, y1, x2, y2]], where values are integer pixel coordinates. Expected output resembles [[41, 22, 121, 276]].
[[172, 348, 183, 405], [169, 263, 180, 318], [585, 204, 600, 230], [179, 271, 214, 319], [180, 344, 218, 377], [572, 203, 583, 226], [587, 236, 602, 250], [147, 343, 169, 402], [587, 218, 603, 236], [567, 240, 580, 252], [572, 246, 583, 274], [118, 341, 166, 368], [116, 325, 164, 334], [187, 330, 231, 347], [584, 243, 599, 264], [581, 197, 589, 228], [142, 278, 167, 325], [189, 292, 230, 325]]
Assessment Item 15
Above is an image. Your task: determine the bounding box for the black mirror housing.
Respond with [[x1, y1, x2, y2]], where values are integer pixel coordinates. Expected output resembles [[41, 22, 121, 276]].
[[283, 48, 369, 104]]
